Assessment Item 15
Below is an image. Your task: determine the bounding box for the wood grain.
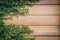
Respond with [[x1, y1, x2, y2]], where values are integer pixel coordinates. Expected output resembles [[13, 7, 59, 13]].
[[35, 0, 60, 4], [5, 16, 59, 26], [26, 26, 59, 35], [28, 5, 60, 15], [35, 37, 59, 40]]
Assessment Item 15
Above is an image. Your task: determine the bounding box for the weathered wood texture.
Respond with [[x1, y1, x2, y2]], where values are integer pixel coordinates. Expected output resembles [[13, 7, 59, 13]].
[[26, 26, 59, 35], [29, 5, 60, 15], [5, 0, 60, 39], [5, 16, 59, 26], [25, 36, 59, 40], [35, 37, 59, 40], [35, 0, 60, 4], [5, 5, 60, 36]]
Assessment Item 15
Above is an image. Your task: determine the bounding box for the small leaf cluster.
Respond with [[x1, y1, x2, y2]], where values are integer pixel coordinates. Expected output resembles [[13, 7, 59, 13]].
[[0, 23, 32, 40], [0, 0, 39, 24], [0, 0, 39, 20]]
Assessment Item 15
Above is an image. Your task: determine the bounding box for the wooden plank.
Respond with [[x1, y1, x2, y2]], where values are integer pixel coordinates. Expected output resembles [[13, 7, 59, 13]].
[[25, 26, 59, 35], [5, 16, 59, 26], [35, 37, 59, 40], [28, 5, 60, 15], [25, 36, 59, 40], [35, 0, 60, 4]]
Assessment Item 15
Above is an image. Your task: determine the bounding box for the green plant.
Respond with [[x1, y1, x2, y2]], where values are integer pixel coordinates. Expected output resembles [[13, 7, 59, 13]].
[[0, 0, 39, 20], [24, 38, 35, 40], [0, 23, 32, 40], [0, 0, 39, 40]]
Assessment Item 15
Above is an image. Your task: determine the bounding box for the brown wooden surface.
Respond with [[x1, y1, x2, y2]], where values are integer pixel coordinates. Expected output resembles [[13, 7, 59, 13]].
[[5, 5, 60, 36], [5, 16, 59, 26], [5, 1, 60, 40], [35, 37, 59, 40], [26, 26, 59, 35], [29, 5, 60, 15], [34, 0, 60, 4]]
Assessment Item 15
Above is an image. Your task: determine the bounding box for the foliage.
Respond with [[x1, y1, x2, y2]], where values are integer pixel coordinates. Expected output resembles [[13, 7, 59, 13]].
[[0, 0, 39, 40], [24, 38, 35, 40], [0, 23, 32, 40], [0, 0, 39, 20]]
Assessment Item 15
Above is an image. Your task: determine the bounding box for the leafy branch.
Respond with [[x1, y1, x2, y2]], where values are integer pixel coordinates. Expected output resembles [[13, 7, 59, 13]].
[[0, 0, 39, 40], [0, 0, 39, 20]]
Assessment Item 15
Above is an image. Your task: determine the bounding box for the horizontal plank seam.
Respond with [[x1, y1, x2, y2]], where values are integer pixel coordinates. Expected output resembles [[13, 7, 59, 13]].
[[25, 3, 60, 5], [27, 14, 60, 16], [18, 25, 60, 26], [25, 35, 60, 37]]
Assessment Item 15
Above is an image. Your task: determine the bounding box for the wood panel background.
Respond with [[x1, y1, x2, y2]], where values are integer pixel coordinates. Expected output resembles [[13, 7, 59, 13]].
[[35, 0, 60, 4], [5, 16, 59, 26], [5, 0, 60, 40]]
